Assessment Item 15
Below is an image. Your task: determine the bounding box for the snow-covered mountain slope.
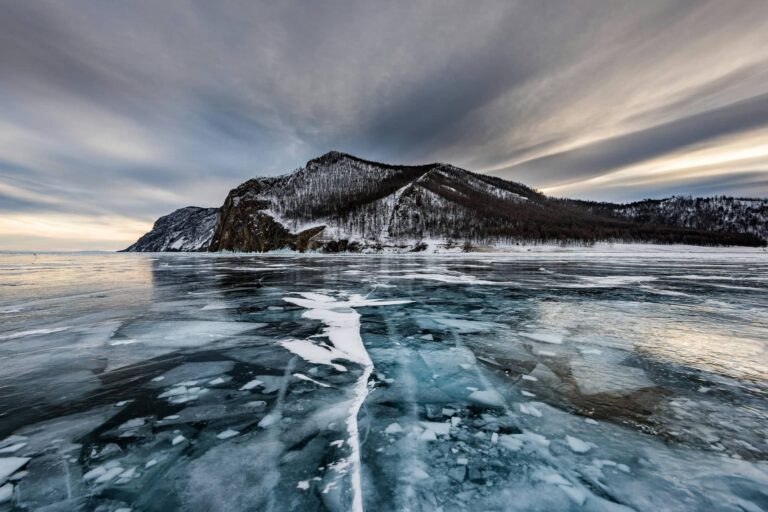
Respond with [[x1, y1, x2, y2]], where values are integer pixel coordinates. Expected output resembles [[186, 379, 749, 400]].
[[125, 152, 767, 252], [208, 152, 541, 251], [124, 207, 219, 252], [574, 196, 768, 242]]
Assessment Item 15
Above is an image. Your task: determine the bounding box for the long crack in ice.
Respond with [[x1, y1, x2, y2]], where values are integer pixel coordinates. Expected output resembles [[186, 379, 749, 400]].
[[282, 292, 411, 512]]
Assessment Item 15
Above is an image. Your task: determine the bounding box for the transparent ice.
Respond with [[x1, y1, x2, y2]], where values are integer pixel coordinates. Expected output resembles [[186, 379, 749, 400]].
[[0, 251, 767, 511]]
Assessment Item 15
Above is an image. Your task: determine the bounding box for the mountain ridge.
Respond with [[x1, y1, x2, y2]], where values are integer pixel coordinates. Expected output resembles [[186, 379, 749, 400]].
[[124, 152, 766, 252]]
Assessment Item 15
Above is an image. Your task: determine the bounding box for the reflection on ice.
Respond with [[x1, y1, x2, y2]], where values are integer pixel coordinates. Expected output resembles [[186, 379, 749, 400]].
[[0, 252, 766, 511]]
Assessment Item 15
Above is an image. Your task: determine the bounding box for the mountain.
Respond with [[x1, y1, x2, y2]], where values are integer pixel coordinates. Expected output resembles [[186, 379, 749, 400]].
[[567, 196, 768, 243], [123, 152, 766, 252], [124, 206, 219, 252]]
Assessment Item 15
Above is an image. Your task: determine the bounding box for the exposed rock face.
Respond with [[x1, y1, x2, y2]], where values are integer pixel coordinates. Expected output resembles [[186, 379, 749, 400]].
[[124, 151, 767, 252], [207, 179, 326, 252], [123, 207, 219, 252]]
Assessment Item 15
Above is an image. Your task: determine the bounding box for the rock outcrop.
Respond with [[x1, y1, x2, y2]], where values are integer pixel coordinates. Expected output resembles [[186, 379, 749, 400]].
[[123, 207, 219, 252]]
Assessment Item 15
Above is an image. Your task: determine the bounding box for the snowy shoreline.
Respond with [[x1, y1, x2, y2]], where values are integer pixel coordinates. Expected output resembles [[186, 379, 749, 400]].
[[137, 242, 768, 259]]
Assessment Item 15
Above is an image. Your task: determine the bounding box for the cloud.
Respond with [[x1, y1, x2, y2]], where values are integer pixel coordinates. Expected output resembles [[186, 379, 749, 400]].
[[0, 0, 767, 248]]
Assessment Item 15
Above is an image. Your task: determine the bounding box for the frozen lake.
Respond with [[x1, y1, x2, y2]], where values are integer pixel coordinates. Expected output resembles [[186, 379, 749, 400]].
[[0, 251, 767, 511]]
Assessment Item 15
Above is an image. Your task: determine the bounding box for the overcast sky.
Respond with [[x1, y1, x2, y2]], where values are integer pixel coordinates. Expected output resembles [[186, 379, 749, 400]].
[[2, 0, 768, 250]]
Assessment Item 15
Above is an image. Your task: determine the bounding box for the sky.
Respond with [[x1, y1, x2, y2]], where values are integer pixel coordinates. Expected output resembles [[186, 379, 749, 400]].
[[1, 0, 768, 250]]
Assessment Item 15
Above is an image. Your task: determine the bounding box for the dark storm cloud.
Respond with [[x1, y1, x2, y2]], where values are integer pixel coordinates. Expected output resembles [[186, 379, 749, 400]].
[[0, 0, 767, 248]]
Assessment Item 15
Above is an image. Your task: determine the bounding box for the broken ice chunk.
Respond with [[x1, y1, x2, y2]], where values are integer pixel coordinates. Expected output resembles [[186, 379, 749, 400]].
[[159, 386, 187, 398], [533, 469, 570, 486], [94, 466, 124, 484], [519, 403, 543, 417], [216, 429, 239, 440], [448, 466, 466, 482], [83, 466, 106, 481], [171, 435, 186, 446], [570, 360, 653, 395], [0, 457, 29, 483], [565, 435, 591, 453], [419, 429, 438, 442], [0, 483, 13, 504], [468, 389, 504, 407], [533, 469, 587, 505], [384, 423, 404, 435], [297, 480, 310, 490], [419, 421, 451, 436], [258, 412, 280, 428], [240, 379, 263, 391], [0, 436, 27, 450], [118, 418, 145, 430], [120, 467, 137, 479], [498, 435, 524, 451], [0, 443, 26, 454], [8, 471, 26, 482], [520, 332, 564, 344]]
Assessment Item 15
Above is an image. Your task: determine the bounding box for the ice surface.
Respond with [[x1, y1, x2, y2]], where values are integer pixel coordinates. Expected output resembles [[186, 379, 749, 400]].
[[2, 252, 767, 511]]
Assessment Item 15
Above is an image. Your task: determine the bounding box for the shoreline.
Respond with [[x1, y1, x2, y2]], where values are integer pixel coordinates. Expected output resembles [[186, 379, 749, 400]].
[[2, 242, 766, 258]]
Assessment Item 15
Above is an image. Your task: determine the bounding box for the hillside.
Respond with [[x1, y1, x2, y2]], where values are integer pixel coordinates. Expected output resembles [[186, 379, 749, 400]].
[[568, 196, 768, 243], [123, 152, 766, 252]]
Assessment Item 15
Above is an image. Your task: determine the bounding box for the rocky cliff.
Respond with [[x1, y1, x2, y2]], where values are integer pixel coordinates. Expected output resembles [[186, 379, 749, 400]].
[[123, 207, 219, 252]]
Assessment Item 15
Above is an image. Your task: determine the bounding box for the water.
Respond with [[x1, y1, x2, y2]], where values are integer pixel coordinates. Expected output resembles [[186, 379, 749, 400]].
[[0, 251, 767, 511]]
